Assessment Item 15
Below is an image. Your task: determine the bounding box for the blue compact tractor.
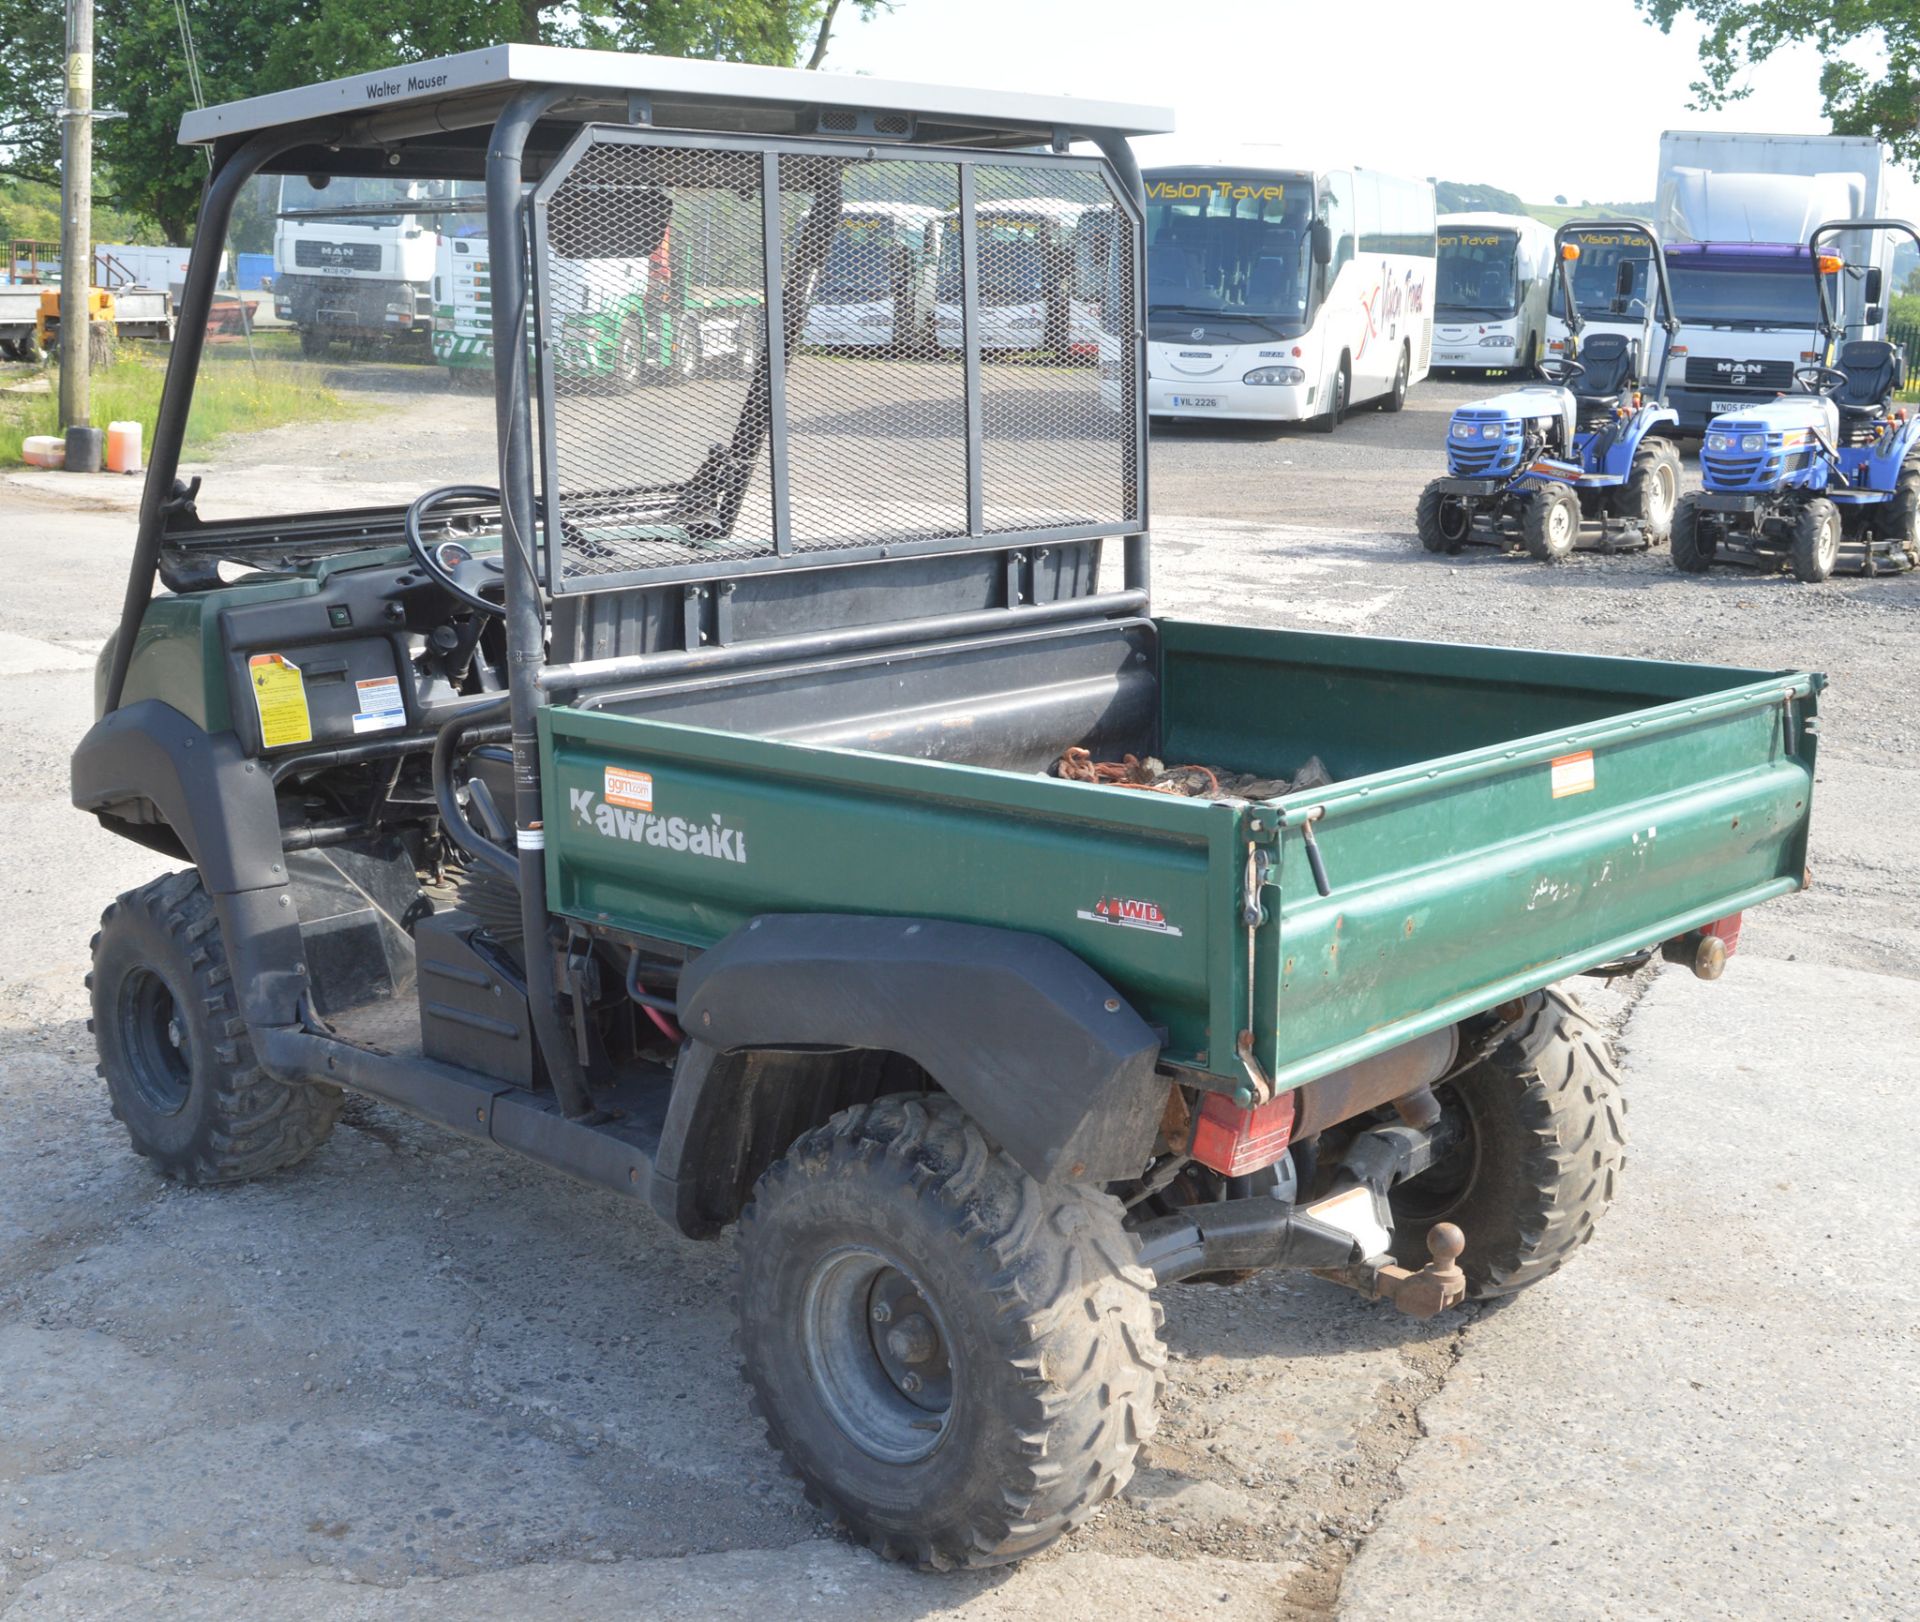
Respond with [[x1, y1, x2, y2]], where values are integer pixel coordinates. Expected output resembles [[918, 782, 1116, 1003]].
[[1417, 219, 1682, 562], [1672, 219, 1920, 582]]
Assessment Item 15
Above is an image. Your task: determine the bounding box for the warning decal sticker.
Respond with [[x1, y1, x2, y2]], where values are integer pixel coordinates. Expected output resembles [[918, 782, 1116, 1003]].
[[248, 654, 312, 749], [1551, 750, 1596, 799], [351, 674, 406, 735], [1077, 896, 1183, 937]]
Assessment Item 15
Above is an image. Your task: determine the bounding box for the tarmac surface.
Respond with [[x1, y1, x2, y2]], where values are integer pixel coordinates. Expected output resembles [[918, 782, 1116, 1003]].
[[0, 365, 1915, 1618]]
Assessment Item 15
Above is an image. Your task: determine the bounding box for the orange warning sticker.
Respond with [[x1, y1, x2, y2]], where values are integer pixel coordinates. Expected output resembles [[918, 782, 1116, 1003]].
[[604, 767, 654, 811], [1551, 750, 1596, 798]]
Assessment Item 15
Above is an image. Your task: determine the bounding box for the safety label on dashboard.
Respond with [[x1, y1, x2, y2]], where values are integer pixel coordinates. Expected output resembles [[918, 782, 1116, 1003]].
[[247, 653, 312, 749], [351, 675, 406, 735]]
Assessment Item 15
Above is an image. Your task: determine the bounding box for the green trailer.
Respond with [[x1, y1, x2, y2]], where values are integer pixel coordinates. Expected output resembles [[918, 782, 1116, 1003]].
[[73, 50, 1817, 1572]]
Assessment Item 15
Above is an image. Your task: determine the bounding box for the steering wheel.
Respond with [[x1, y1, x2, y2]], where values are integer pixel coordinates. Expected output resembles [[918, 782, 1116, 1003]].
[[1538, 355, 1586, 384], [406, 485, 507, 616], [1793, 363, 1848, 397]]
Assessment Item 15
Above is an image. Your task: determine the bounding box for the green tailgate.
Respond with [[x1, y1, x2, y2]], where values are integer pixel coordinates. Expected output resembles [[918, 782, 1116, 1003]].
[[541, 621, 1820, 1093]]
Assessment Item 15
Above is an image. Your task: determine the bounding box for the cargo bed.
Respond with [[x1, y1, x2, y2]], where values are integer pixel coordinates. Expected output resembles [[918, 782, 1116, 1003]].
[[540, 616, 1819, 1093]]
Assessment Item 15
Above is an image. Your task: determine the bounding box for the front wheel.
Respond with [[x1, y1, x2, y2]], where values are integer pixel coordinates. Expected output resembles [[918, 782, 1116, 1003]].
[[1790, 496, 1840, 582], [1378, 343, 1410, 413], [89, 871, 342, 1184], [1389, 987, 1626, 1298], [1310, 357, 1349, 434], [1416, 478, 1471, 553], [298, 327, 328, 358], [737, 1093, 1165, 1570], [1670, 494, 1715, 572], [1522, 480, 1581, 562]]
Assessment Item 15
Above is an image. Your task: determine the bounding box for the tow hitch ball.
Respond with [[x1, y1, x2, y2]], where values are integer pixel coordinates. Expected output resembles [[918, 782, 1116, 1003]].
[[1320, 1222, 1467, 1320]]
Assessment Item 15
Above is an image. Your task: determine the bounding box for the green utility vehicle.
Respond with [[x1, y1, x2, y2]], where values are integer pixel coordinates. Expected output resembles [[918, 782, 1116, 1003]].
[[75, 50, 1820, 1571]]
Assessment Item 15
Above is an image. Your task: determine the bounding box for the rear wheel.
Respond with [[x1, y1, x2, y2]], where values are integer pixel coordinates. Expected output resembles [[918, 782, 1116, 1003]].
[[1310, 357, 1349, 434], [1872, 456, 1920, 565], [673, 318, 704, 383], [1522, 481, 1580, 561], [737, 1093, 1165, 1570], [89, 871, 342, 1185], [1388, 988, 1626, 1299], [1620, 437, 1682, 544], [1379, 343, 1410, 413], [1416, 478, 1472, 553], [1790, 497, 1840, 582]]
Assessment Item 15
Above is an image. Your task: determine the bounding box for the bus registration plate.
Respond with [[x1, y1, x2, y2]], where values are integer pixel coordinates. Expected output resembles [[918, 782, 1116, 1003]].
[[1172, 395, 1218, 408]]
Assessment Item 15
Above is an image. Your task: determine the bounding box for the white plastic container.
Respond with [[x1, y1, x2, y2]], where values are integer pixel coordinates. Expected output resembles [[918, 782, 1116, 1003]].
[[106, 419, 143, 474], [21, 434, 65, 469]]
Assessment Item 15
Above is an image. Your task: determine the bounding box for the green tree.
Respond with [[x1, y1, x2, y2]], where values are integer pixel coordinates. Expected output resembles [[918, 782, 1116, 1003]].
[[1635, 1, 1920, 167], [0, 0, 892, 243]]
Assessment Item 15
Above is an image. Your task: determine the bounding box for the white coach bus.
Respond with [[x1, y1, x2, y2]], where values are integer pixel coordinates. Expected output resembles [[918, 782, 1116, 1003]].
[[803, 202, 946, 351], [1142, 163, 1435, 429], [933, 196, 1106, 359], [1431, 212, 1555, 374]]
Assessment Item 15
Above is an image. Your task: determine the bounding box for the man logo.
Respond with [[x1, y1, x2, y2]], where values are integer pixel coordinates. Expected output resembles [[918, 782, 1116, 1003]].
[[1191, 326, 1205, 340]]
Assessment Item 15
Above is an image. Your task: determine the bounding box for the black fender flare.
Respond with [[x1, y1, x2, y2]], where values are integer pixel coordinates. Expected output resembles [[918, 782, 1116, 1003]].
[[657, 913, 1166, 1230], [71, 699, 305, 1025]]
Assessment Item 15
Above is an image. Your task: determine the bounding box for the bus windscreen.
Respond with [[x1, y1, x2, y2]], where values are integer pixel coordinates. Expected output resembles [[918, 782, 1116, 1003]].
[[1437, 230, 1520, 319], [1548, 232, 1652, 320], [1143, 173, 1315, 324]]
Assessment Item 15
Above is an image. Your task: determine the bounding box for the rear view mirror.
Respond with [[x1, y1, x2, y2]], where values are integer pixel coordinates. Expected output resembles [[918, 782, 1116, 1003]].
[[1310, 220, 1332, 266], [548, 186, 670, 259], [1615, 259, 1638, 297], [1865, 265, 1884, 303], [1867, 303, 1885, 325]]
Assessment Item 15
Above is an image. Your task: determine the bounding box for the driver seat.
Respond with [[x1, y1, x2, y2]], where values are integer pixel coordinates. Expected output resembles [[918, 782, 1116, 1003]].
[[1568, 332, 1640, 421], [1832, 339, 1904, 440]]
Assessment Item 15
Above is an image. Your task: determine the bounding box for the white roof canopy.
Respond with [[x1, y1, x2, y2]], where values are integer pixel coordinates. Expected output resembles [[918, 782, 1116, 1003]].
[[180, 44, 1173, 149]]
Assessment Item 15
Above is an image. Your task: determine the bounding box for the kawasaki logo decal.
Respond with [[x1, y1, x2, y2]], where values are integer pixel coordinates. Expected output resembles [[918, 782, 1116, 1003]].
[[569, 785, 749, 864]]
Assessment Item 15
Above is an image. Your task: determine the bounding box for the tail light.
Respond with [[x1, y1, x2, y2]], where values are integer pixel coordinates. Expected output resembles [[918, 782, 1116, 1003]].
[[1190, 1090, 1295, 1176]]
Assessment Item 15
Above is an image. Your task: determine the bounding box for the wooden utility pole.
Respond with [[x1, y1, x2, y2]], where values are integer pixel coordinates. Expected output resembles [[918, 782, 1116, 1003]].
[[58, 0, 93, 432]]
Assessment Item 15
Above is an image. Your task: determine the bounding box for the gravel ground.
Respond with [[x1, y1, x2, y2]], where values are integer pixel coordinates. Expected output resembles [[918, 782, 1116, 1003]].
[[0, 363, 1914, 1618]]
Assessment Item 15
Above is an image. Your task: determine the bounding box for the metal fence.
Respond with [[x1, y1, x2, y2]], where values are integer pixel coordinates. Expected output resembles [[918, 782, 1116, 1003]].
[[529, 128, 1141, 594]]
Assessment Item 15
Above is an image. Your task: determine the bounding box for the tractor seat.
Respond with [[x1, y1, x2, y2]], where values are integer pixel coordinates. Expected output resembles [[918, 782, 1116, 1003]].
[[1832, 339, 1904, 437], [1569, 333, 1639, 404]]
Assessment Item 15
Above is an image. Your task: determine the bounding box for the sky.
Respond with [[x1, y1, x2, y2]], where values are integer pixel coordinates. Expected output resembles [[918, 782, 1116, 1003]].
[[820, 0, 1901, 207]]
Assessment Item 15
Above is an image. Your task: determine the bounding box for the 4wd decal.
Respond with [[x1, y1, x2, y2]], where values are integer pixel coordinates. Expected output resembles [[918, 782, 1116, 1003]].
[[1077, 896, 1183, 937], [569, 783, 748, 865]]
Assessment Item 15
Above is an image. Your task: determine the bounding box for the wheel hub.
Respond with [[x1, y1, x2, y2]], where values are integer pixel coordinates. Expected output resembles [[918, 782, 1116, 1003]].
[[802, 1246, 954, 1462], [119, 968, 192, 1117]]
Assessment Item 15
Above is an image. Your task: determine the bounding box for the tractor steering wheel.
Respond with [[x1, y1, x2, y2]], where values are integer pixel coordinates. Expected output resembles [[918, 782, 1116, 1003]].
[[406, 485, 508, 616], [1538, 355, 1586, 384], [1793, 363, 1848, 397]]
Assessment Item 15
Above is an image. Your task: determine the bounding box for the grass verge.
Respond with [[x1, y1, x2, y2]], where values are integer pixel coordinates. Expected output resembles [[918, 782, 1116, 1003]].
[[0, 341, 349, 466]]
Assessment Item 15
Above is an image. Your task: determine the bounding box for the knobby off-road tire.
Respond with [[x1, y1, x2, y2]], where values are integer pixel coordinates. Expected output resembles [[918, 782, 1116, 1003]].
[[1388, 987, 1626, 1299], [1415, 478, 1471, 554], [1669, 493, 1714, 572], [1790, 496, 1841, 583], [1523, 481, 1581, 562], [89, 870, 342, 1184], [1872, 455, 1920, 565], [1620, 437, 1682, 544], [736, 1092, 1166, 1570]]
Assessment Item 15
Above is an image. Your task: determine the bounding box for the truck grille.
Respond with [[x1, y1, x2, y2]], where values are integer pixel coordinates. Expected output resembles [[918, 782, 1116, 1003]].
[[293, 240, 381, 272], [1687, 356, 1793, 392]]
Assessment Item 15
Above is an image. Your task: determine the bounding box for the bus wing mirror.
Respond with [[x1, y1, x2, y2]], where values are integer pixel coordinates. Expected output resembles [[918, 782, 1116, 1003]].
[[1311, 220, 1332, 266], [1615, 259, 1637, 298]]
